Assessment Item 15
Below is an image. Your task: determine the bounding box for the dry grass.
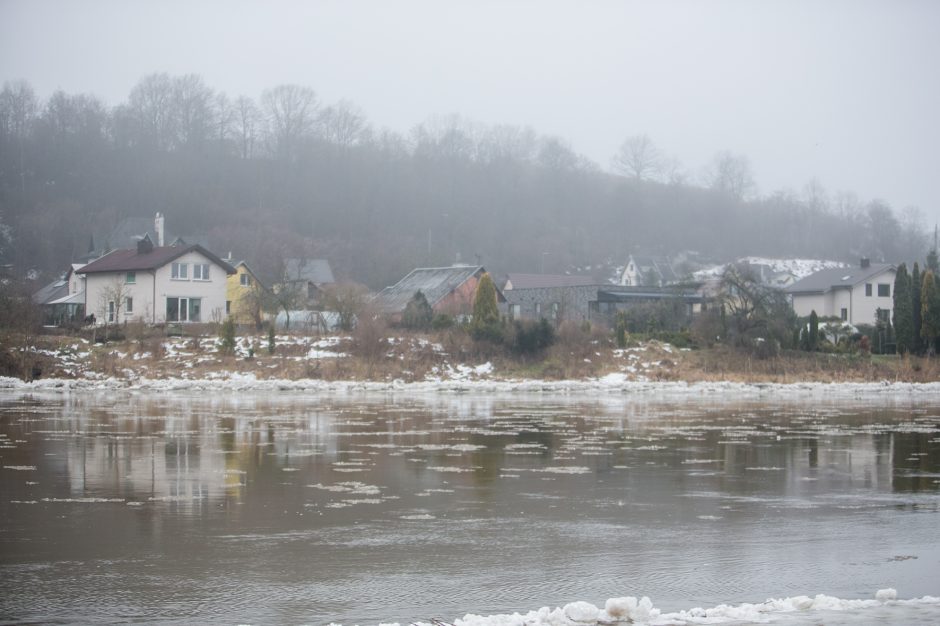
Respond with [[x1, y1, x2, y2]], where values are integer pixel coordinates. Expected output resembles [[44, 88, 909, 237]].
[[16, 328, 940, 384]]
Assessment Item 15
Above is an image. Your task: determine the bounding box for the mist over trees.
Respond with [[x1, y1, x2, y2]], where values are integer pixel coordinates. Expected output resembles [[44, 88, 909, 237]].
[[0, 74, 929, 289]]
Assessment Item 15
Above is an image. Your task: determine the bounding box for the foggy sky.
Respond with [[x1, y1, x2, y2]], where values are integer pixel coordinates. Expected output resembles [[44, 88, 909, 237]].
[[3, 0, 939, 224]]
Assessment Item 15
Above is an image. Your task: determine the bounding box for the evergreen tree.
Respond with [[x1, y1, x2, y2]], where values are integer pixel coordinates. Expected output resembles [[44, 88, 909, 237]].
[[920, 270, 940, 355], [470, 273, 502, 341], [928, 248, 940, 274], [808, 310, 819, 351], [912, 263, 923, 354], [893, 263, 913, 354], [402, 290, 433, 330]]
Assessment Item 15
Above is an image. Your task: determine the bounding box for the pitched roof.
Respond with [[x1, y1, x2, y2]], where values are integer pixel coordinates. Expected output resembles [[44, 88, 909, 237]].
[[284, 258, 335, 285], [504, 273, 596, 290], [33, 278, 69, 304], [628, 255, 679, 283], [376, 265, 488, 312], [786, 263, 895, 294], [77, 244, 235, 275]]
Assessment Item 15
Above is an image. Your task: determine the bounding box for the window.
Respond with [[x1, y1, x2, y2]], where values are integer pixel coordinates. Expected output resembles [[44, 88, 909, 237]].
[[125, 297, 133, 314], [226, 300, 231, 315], [108, 300, 115, 323], [171, 262, 188, 280], [551, 302, 559, 319], [125, 271, 136, 284], [865, 283, 872, 297], [535, 302, 541, 316], [240, 273, 252, 287], [166, 297, 202, 322], [510, 304, 521, 319], [840, 308, 848, 321], [193, 263, 210, 280], [876, 309, 890, 323], [878, 283, 890, 297]]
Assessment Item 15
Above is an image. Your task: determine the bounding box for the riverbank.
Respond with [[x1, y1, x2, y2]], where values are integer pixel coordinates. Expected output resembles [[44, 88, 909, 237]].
[[3, 331, 940, 393]]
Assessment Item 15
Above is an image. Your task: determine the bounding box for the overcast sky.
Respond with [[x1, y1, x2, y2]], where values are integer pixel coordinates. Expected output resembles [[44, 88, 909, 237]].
[[2, 0, 939, 223]]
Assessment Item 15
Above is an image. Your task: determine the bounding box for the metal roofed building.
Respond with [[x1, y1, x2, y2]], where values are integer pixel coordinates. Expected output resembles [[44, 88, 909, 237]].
[[375, 265, 504, 318]]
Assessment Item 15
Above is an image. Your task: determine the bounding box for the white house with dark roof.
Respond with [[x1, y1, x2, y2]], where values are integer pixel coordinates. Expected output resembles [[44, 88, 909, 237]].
[[77, 235, 235, 325], [786, 259, 896, 326]]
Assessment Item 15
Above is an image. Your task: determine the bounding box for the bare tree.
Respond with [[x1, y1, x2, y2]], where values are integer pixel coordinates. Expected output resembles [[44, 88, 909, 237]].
[[127, 73, 175, 149], [899, 205, 929, 261], [233, 96, 261, 160], [612, 134, 661, 181], [213, 92, 236, 149], [705, 150, 755, 199], [261, 84, 318, 161], [0, 80, 39, 203], [97, 278, 133, 340], [317, 99, 368, 148], [170, 74, 214, 149], [320, 282, 369, 332], [802, 177, 829, 213]]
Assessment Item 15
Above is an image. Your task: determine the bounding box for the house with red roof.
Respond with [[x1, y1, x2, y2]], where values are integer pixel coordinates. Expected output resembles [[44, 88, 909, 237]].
[[76, 235, 235, 325]]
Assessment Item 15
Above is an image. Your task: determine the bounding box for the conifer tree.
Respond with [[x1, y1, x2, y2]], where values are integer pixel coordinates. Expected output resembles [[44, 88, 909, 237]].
[[402, 290, 433, 330], [470, 273, 502, 341], [912, 263, 923, 354], [808, 310, 819, 351], [921, 270, 940, 355], [928, 248, 940, 274], [893, 263, 913, 354]]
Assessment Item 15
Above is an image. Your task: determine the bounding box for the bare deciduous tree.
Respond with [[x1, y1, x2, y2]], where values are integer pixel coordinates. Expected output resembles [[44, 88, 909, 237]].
[[318, 99, 368, 148], [233, 96, 261, 160], [612, 134, 661, 181], [261, 84, 318, 161], [705, 150, 755, 199]]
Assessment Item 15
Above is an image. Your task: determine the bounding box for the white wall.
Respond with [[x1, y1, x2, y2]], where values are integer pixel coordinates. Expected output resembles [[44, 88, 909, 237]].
[[850, 269, 895, 326], [792, 293, 829, 318], [84, 271, 156, 324], [154, 251, 228, 323]]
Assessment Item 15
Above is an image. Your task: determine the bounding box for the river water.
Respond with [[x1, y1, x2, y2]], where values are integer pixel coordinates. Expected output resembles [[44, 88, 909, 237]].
[[1, 390, 938, 624]]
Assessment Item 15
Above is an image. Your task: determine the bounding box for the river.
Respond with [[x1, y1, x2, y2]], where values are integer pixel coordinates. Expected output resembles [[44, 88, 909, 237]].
[[1, 390, 938, 624]]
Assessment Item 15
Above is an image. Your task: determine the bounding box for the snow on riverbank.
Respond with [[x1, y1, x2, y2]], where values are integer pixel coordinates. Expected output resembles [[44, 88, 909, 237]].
[[365, 591, 940, 626], [4, 372, 940, 398]]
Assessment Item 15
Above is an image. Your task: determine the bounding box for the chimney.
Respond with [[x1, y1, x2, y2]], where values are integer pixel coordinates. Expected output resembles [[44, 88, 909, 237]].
[[154, 212, 165, 247], [137, 234, 153, 255], [860, 258, 870, 269]]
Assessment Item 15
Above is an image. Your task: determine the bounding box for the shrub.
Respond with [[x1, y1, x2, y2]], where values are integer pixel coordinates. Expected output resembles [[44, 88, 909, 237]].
[[219, 317, 236, 354], [267, 324, 276, 355], [431, 313, 455, 330], [509, 318, 556, 355]]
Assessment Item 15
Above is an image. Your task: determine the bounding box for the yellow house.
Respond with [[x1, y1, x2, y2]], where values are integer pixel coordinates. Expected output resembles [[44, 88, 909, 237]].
[[226, 261, 266, 327]]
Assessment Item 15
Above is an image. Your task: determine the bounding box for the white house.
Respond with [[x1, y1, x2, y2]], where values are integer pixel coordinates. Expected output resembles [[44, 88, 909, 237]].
[[619, 255, 678, 287], [786, 259, 896, 326], [77, 235, 235, 325]]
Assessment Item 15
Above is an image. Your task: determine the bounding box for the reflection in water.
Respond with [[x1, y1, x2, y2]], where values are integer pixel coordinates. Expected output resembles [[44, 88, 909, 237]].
[[0, 391, 938, 624]]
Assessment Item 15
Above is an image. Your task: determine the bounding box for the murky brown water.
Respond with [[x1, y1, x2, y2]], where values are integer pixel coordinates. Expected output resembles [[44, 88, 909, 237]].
[[1, 391, 938, 624]]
